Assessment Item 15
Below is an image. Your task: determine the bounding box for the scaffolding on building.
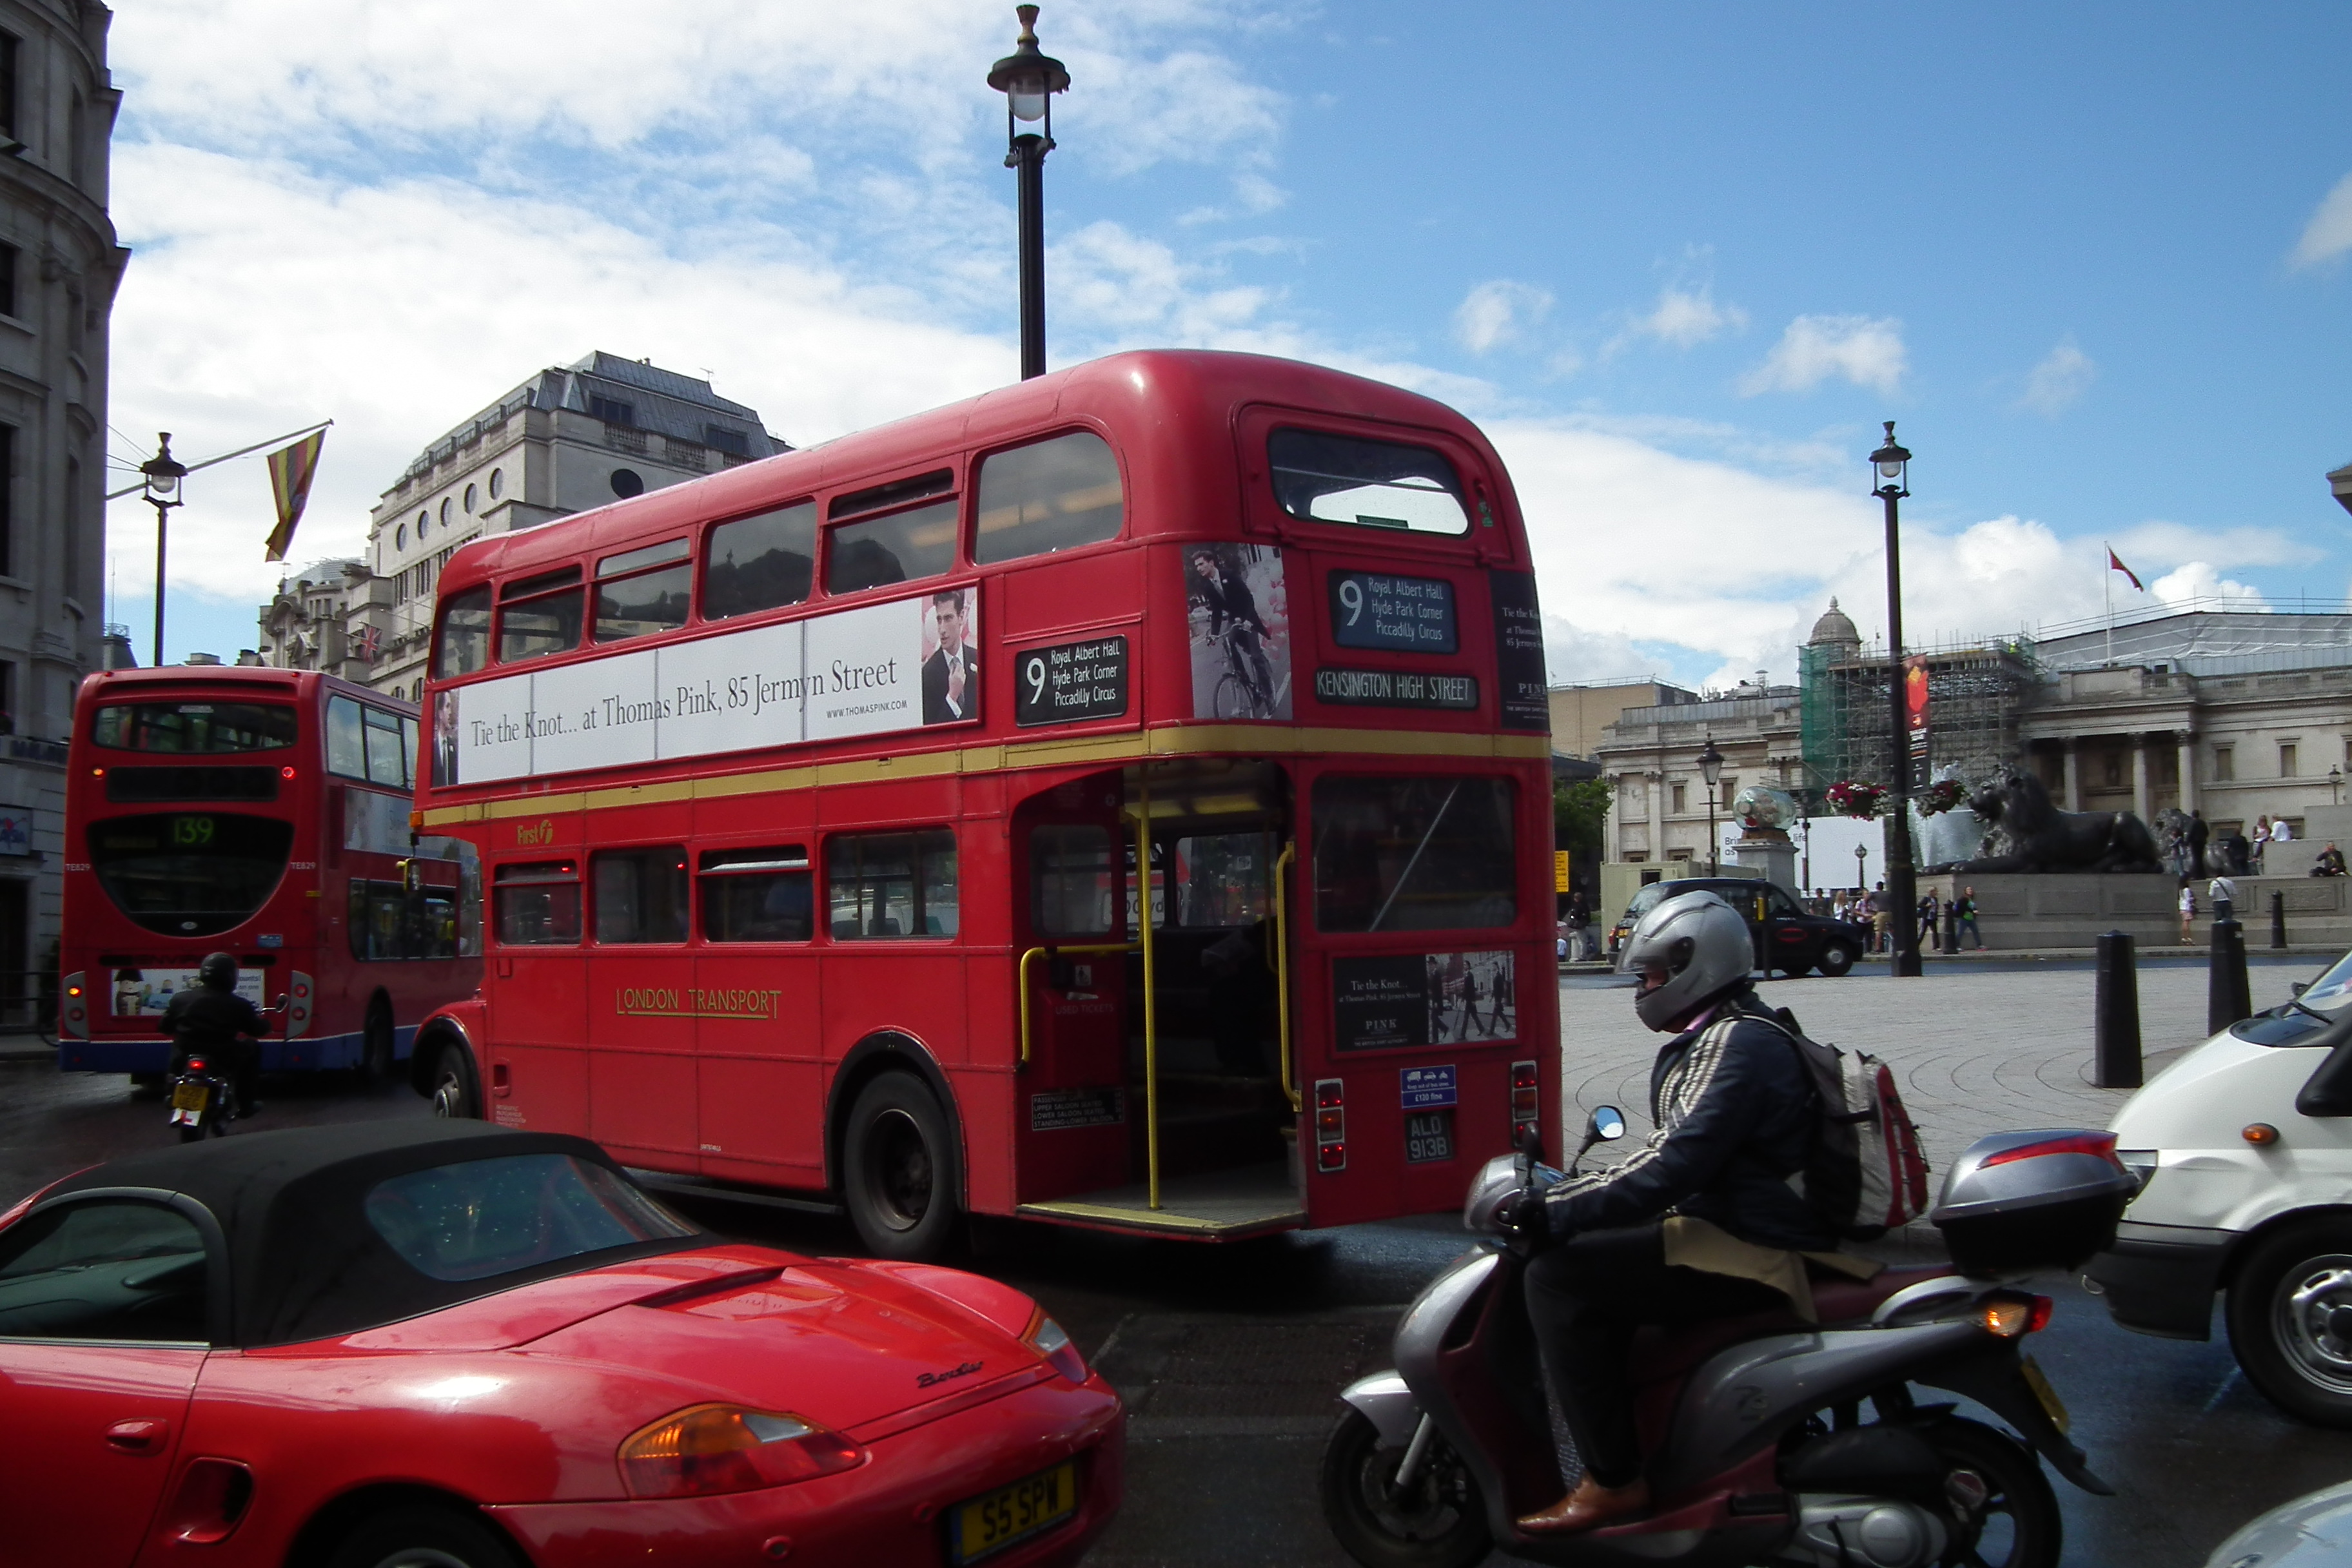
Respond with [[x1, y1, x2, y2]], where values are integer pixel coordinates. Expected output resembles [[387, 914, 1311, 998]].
[[1798, 636, 2042, 797]]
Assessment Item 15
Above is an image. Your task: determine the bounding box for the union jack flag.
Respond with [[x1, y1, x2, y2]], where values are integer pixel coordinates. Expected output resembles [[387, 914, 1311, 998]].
[[356, 624, 382, 662]]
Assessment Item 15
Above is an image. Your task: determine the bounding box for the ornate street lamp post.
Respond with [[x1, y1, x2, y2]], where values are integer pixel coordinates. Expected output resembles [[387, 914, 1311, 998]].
[[1698, 736, 1725, 876], [1872, 422, 1923, 977], [1854, 841, 1868, 893], [988, 6, 1070, 381], [139, 433, 188, 668], [2332, 765, 2343, 807]]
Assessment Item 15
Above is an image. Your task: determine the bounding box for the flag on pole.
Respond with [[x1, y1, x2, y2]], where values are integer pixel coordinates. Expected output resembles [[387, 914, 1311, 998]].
[[355, 623, 382, 662], [2106, 547, 2143, 591], [263, 429, 327, 563]]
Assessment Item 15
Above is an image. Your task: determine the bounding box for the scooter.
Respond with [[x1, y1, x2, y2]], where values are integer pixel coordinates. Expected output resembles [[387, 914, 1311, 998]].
[[1322, 1110, 2133, 1568]]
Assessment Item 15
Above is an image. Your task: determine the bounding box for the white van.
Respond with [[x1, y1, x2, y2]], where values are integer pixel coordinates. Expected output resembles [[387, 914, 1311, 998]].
[[2086, 949, 2352, 1424]]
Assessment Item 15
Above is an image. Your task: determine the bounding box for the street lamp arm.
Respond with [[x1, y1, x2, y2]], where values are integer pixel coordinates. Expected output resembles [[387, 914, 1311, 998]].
[[104, 418, 334, 502]]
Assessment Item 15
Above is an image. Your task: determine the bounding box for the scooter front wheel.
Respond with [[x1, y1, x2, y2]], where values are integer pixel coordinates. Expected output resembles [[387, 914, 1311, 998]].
[[1320, 1409, 1490, 1568]]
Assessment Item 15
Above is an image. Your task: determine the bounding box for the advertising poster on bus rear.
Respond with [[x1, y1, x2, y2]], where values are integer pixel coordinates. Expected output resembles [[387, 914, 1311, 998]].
[[1185, 544, 1291, 721]]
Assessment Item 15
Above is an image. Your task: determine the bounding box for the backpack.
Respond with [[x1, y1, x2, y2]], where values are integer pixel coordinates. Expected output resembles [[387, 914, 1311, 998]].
[[1750, 1004, 1931, 1241]]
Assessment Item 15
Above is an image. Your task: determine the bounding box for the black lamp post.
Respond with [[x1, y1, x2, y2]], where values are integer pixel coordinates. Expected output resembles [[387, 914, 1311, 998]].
[[1698, 736, 1725, 875], [988, 5, 1070, 381], [2332, 765, 2343, 807], [1871, 421, 1922, 977], [139, 433, 188, 668]]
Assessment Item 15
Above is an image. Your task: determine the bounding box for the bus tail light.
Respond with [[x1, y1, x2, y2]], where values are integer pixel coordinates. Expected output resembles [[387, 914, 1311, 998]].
[[59, 972, 86, 1039], [1313, 1078, 1346, 1172], [1511, 1059, 1540, 1143]]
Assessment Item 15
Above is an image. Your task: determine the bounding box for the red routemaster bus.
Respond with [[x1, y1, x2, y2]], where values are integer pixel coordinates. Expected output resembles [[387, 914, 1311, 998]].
[[59, 666, 481, 1080], [412, 349, 1557, 1259]]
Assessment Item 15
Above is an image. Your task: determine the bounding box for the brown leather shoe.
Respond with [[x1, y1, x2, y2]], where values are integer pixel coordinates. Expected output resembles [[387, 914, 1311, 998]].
[[1515, 1474, 1652, 1535]]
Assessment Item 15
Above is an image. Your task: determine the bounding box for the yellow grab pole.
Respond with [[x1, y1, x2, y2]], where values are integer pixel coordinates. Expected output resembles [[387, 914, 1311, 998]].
[[1273, 843, 1298, 1112], [1138, 777, 1161, 1210], [1017, 946, 1045, 1067]]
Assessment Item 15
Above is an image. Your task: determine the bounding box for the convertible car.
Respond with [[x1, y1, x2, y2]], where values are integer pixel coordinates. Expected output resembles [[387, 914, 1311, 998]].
[[0, 1120, 1123, 1567]]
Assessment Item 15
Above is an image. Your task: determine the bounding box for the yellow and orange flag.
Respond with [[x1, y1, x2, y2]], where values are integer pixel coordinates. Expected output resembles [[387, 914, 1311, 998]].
[[263, 429, 327, 562]]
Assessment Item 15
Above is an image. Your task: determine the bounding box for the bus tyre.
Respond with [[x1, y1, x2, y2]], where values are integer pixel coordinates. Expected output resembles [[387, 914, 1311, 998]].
[[2226, 1215, 2352, 1427], [1816, 944, 1857, 978], [429, 1041, 482, 1120], [844, 1073, 959, 1261], [358, 999, 394, 1090]]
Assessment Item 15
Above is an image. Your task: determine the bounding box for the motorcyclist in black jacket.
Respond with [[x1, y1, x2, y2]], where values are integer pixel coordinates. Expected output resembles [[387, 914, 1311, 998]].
[[1511, 890, 1836, 1536], [161, 952, 271, 1119]]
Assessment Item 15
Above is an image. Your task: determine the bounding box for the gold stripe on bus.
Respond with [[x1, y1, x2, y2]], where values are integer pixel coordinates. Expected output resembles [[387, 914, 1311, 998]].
[[415, 725, 1547, 829]]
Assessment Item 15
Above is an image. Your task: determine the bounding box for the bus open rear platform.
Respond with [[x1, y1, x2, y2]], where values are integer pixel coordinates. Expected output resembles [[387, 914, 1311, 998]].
[[1017, 1160, 1303, 1239]]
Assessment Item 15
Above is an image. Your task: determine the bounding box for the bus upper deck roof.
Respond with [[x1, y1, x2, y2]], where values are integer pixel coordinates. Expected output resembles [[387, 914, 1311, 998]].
[[440, 349, 1512, 585]]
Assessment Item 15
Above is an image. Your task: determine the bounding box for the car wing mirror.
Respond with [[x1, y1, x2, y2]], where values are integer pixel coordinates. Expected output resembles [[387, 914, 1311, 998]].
[[2294, 982, 2311, 997]]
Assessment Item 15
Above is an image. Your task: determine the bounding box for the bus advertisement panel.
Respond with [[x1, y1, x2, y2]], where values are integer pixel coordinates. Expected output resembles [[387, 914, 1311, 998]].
[[413, 350, 1558, 1260], [59, 667, 481, 1079]]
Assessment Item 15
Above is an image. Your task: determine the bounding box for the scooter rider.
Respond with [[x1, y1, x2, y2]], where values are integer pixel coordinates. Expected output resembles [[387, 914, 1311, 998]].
[[1505, 889, 1853, 1536], [161, 952, 270, 1119]]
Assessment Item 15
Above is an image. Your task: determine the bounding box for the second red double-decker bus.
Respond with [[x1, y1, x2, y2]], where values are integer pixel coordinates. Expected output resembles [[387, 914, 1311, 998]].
[[413, 349, 1557, 1259], [59, 666, 480, 1080]]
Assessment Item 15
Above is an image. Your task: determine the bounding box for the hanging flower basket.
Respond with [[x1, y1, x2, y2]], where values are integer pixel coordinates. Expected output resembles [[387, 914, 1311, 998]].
[[1917, 778, 1970, 817], [1826, 779, 1886, 820]]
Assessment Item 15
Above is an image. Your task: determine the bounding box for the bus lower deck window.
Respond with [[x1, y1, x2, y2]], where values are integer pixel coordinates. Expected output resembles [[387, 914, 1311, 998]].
[[703, 502, 816, 621], [593, 847, 688, 943], [699, 847, 812, 943], [828, 830, 956, 939], [494, 861, 580, 946], [1311, 776, 1517, 932], [974, 431, 1123, 565], [1268, 427, 1471, 536]]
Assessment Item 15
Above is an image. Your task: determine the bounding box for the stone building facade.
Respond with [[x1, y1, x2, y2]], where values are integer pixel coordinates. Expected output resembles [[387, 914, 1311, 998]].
[[253, 557, 364, 675], [347, 353, 783, 702], [1594, 683, 1805, 867]]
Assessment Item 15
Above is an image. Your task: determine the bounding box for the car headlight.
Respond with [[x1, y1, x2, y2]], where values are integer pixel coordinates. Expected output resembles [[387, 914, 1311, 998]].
[[617, 1404, 865, 1498], [2116, 1149, 2159, 1194], [1026, 1311, 1088, 1383]]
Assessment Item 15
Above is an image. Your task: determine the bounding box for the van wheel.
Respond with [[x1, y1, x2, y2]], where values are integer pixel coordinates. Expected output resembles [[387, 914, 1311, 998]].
[[843, 1073, 959, 1261], [358, 998, 395, 1089], [1816, 944, 1857, 978], [429, 1042, 481, 1120], [2228, 1217, 2352, 1426]]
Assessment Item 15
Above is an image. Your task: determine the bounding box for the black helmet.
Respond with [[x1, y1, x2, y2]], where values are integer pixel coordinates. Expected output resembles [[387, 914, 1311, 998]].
[[197, 952, 238, 991]]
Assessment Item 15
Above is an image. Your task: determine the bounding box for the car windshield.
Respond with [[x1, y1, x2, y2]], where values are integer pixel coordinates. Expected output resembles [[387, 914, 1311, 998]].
[[364, 1153, 692, 1283], [2300, 952, 2352, 1014]]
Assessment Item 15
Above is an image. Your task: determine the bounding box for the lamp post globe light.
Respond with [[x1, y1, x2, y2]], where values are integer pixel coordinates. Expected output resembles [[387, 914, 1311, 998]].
[[1698, 736, 1725, 876], [1870, 421, 1923, 977], [1854, 841, 1868, 893], [139, 433, 188, 669], [988, 5, 1070, 382]]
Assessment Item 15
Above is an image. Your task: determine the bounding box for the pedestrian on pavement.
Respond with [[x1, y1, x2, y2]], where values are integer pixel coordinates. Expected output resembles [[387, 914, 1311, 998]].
[[2209, 870, 2237, 926], [1870, 882, 1891, 954], [1916, 891, 1939, 947], [2273, 817, 2295, 852], [2188, 810, 2210, 878], [1566, 892, 1592, 961], [2178, 877, 2198, 945], [1955, 886, 1983, 949]]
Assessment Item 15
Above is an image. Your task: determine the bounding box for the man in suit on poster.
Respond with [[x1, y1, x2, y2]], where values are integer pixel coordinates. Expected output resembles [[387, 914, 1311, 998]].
[[922, 588, 977, 725]]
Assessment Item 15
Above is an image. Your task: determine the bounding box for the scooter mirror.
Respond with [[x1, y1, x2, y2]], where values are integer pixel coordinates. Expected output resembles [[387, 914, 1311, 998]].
[[2294, 981, 2311, 997], [1590, 1106, 1627, 1142]]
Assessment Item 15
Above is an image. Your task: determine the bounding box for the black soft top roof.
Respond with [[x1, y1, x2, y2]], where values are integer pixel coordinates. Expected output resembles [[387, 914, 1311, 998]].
[[48, 1120, 702, 1346]]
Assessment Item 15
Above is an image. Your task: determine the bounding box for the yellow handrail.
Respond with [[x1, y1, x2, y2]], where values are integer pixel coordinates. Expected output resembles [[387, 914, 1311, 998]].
[[1273, 842, 1298, 1112], [1138, 778, 1162, 1210], [1016, 941, 1142, 1066]]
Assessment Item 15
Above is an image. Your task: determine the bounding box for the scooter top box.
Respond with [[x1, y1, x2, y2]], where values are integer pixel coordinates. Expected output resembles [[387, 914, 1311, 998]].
[[1930, 1129, 2136, 1276]]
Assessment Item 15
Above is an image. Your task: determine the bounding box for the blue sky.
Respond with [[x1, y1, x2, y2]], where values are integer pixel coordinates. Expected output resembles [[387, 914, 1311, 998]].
[[98, 3, 2352, 691]]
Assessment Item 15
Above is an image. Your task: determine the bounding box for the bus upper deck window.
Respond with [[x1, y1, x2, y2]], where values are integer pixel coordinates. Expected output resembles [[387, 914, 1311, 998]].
[[1311, 776, 1517, 932], [435, 585, 493, 678], [93, 701, 297, 754], [362, 705, 409, 789], [594, 538, 691, 643], [1268, 429, 1471, 536], [703, 502, 815, 621], [826, 500, 959, 595], [493, 860, 580, 946], [325, 696, 366, 780], [498, 567, 585, 664], [974, 431, 1123, 565]]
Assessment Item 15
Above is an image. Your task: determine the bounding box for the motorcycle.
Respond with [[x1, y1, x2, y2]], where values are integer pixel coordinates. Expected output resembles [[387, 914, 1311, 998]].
[[165, 997, 288, 1143], [1322, 1109, 2136, 1568]]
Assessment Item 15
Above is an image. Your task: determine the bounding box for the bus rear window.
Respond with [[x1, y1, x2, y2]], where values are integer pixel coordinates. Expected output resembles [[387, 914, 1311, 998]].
[[435, 586, 492, 678], [1311, 776, 1517, 932], [88, 812, 297, 937], [1269, 429, 1470, 536], [827, 500, 959, 594], [700, 847, 812, 943], [92, 702, 295, 754], [974, 431, 1124, 565], [703, 502, 816, 621], [494, 861, 580, 946]]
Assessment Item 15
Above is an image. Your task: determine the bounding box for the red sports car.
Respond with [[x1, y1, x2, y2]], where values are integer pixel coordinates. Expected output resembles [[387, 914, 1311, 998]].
[[0, 1120, 1123, 1567]]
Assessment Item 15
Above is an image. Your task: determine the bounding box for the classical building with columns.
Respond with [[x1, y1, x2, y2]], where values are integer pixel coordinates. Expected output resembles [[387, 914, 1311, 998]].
[[1593, 681, 1805, 866]]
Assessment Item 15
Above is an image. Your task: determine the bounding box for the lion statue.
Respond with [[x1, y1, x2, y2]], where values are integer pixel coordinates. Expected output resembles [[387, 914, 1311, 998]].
[[1928, 765, 2165, 874]]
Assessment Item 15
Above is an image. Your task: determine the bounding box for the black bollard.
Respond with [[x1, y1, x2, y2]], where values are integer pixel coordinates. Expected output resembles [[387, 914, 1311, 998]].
[[1944, 903, 1960, 955], [2273, 890, 2288, 950], [2093, 930, 2142, 1088], [2208, 917, 2254, 1035]]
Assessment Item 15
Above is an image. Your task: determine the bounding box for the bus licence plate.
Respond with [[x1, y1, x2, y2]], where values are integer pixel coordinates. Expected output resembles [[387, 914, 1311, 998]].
[[170, 1082, 209, 1115], [952, 1461, 1077, 1563], [1405, 1110, 1454, 1164]]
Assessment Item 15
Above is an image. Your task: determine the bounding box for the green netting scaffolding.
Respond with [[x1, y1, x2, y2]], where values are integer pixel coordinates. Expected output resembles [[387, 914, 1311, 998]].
[[1798, 637, 2041, 796]]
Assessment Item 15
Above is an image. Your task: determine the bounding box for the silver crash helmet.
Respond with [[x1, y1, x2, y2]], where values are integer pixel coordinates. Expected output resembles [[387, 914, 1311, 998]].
[[1617, 889, 1752, 1032]]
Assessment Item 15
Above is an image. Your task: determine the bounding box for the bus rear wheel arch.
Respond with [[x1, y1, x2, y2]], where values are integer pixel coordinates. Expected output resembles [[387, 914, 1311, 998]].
[[841, 1068, 961, 1261], [358, 994, 395, 1088]]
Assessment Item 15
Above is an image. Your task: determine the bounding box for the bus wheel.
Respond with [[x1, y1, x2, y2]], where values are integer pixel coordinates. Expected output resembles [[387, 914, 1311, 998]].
[[844, 1073, 959, 1260], [358, 999, 395, 1090], [429, 1042, 482, 1119]]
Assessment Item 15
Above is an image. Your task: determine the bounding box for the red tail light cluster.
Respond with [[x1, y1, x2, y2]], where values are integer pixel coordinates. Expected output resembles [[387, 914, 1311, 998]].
[[1511, 1060, 1540, 1144], [1313, 1078, 1346, 1171], [186, 1057, 210, 1073], [1981, 1132, 2124, 1172]]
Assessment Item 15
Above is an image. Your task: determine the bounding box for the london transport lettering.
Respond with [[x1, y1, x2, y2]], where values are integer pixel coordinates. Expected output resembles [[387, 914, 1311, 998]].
[[616, 984, 788, 1020]]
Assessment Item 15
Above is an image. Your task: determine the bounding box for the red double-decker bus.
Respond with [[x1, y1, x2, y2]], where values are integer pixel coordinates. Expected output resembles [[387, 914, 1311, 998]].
[[413, 350, 1557, 1259], [59, 666, 480, 1079]]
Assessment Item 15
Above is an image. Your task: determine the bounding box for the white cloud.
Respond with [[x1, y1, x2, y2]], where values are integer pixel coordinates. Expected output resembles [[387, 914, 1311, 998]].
[[2018, 337, 2096, 415], [1611, 286, 1746, 353], [2110, 520, 2319, 571], [1453, 280, 1554, 355], [2291, 172, 2352, 271], [1739, 314, 1906, 397], [2153, 562, 2268, 607]]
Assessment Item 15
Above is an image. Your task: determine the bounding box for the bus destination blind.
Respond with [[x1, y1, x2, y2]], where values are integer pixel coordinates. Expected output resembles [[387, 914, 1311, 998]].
[[1313, 667, 1478, 711], [1327, 570, 1458, 653], [1014, 636, 1128, 727]]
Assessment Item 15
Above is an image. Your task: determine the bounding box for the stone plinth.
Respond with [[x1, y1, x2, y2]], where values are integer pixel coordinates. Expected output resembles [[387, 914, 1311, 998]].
[[1730, 835, 1797, 893], [1918, 870, 2352, 951]]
